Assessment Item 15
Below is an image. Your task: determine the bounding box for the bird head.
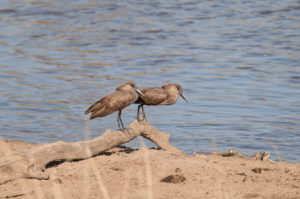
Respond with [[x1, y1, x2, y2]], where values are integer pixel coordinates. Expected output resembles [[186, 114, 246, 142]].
[[118, 82, 144, 97], [173, 84, 188, 102]]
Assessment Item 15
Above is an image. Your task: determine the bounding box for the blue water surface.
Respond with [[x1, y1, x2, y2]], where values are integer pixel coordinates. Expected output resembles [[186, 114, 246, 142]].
[[0, 0, 299, 162]]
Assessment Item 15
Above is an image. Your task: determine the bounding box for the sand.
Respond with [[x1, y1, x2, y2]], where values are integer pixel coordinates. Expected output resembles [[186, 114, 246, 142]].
[[0, 139, 299, 199]]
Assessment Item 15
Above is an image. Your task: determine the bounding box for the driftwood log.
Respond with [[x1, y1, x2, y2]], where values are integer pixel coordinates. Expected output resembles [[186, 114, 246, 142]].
[[0, 119, 187, 185]]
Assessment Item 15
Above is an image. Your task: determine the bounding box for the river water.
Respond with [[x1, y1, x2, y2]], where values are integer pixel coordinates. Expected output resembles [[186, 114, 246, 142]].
[[0, 0, 299, 162]]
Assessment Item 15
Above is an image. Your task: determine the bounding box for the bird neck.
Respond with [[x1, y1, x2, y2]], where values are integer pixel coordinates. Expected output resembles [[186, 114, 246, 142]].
[[162, 90, 178, 105]]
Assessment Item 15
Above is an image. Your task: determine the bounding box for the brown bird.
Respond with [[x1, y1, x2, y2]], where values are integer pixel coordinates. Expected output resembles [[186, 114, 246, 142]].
[[136, 83, 188, 120], [85, 82, 144, 130]]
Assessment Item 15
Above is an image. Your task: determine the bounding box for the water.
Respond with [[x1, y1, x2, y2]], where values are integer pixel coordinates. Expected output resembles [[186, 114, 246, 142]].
[[0, 0, 299, 162]]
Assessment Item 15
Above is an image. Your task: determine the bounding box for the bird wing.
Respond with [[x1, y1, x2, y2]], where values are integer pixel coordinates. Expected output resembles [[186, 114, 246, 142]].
[[86, 91, 137, 119], [84, 94, 110, 114], [138, 88, 167, 105], [105, 91, 136, 111]]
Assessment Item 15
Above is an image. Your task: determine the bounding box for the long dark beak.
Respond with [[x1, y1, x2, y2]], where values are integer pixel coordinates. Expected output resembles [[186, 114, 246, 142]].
[[180, 93, 188, 102], [135, 87, 145, 97]]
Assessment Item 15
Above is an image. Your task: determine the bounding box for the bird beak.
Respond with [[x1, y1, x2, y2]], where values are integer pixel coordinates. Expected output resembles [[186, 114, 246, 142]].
[[180, 93, 188, 102], [135, 87, 145, 97]]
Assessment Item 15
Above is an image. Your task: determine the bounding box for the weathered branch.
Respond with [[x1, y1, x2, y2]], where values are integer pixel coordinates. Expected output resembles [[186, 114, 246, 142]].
[[141, 121, 187, 155], [0, 119, 187, 185]]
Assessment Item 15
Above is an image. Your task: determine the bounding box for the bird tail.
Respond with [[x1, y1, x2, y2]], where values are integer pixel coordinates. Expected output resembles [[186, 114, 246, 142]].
[[89, 112, 99, 119], [84, 105, 94, 114], [88, 105, 108, 119], [84, 99, 103, 114]]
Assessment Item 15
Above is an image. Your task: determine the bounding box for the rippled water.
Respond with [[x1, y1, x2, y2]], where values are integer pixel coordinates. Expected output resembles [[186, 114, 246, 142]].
[[0, 0, 299, 162]]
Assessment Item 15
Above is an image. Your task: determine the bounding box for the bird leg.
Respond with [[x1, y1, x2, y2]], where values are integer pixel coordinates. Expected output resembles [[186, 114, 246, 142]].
[[137, 105, 146, 121], [117, 111, 121, 130], [141, 105, 146, 120], [117, 110, 127, 131], [137, 105, 142, 121], [137, 105, 140, 120]]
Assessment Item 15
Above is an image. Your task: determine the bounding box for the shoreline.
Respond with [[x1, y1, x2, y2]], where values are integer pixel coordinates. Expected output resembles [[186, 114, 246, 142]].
[[1, 138, 299, 198]]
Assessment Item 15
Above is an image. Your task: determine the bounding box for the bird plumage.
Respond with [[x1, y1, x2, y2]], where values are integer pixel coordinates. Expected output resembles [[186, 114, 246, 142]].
[[135, 83, 187, 120], [85, 91, 138, 119], [85, 82, 143, 130], [136, 87, 167, 105]]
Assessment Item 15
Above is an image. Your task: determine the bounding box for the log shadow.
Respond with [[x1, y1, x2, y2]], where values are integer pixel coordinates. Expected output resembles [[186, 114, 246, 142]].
[[46, 145, 140, 168]]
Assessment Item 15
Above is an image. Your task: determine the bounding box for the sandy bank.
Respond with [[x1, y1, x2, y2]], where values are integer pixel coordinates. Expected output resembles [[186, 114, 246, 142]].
[[0, 139, 299, 199]]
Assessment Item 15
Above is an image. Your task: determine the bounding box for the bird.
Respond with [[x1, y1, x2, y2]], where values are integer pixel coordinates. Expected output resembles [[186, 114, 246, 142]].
[[135, 83, 188, 120], [85, 82, 144, 130]]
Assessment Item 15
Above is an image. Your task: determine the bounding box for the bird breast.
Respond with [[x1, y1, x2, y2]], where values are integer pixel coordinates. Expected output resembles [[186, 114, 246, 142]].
[[159, 91, 179, 105]]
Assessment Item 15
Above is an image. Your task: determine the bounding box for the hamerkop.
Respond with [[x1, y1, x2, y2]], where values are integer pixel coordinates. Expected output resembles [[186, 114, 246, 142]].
[[136, 83, 188, 120], [85, 82, 144, 130]]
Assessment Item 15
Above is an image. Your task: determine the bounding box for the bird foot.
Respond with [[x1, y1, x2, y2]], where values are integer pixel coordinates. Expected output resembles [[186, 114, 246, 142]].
[[119, 127, 129, 132], [137, 116, 146, 122]]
